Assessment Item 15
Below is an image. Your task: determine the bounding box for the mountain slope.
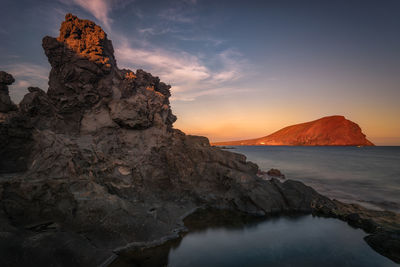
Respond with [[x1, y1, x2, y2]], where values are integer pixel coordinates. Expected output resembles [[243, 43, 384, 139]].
[[213, 116, 374, 146]]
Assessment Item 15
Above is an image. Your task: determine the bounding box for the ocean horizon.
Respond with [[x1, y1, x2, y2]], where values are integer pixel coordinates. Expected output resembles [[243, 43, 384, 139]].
[[227, 145, 400, 212]]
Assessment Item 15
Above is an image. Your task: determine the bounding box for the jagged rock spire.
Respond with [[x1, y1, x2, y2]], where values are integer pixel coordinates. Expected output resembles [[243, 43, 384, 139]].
[[41, 13, 176, 133], [59, 14, 116, 68]]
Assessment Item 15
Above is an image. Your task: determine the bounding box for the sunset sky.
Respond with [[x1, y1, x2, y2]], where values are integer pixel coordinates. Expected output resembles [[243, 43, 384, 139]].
[[1, 0, 399, 145]]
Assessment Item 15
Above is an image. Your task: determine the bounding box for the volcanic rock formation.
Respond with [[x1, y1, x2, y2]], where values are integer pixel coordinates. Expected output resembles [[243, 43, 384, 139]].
[[0, 71, 17, 113], [214, 115, 374, 146], [0, 14, 397, 266]]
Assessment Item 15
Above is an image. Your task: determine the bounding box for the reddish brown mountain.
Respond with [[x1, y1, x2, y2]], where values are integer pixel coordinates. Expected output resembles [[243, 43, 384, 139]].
[[213, 116, 374, 146]]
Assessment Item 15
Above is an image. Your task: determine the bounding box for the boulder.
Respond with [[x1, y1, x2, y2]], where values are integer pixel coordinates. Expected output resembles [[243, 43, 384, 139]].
[[0, 71, 17, 112], [267, 168, 285, 178]]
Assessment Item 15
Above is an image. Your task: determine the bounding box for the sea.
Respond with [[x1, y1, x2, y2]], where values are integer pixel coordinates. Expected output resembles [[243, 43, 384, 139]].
[[113, 146, 400, 266], [233, 146, 400, 212]]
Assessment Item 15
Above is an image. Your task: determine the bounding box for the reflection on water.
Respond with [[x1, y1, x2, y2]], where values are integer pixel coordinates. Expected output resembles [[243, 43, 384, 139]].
[[232, 146, 400, 212], [111, 210, 397, 267]]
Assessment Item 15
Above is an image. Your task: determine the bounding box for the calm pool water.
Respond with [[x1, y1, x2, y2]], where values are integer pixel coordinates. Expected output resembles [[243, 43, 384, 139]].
[[112, 213, 397, 266]]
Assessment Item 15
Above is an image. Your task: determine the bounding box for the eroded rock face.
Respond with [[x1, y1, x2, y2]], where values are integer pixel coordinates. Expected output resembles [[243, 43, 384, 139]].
[[0, 72, 33, 172], [0, 113, 33, 172], [0, 14, 398, 266]]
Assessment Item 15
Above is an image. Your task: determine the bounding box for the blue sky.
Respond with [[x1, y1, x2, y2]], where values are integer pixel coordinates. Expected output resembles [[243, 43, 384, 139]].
[[1, 0, 400, 144]]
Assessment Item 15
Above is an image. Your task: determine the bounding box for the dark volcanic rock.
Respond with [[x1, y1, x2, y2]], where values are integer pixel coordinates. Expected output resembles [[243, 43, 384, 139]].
[[0, 71, 17, 112], [0, 13, 398, 266], [0, 114, 33, 172], [365, 230, 400, 263], [0, 72, 33, 172], [267, 168, 285, 178], [0, 71, 15, 86], [41, 14, 175, 134]]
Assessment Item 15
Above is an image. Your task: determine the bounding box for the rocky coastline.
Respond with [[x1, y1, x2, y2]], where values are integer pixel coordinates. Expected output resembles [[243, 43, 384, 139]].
[[0, 14, 398, 266]]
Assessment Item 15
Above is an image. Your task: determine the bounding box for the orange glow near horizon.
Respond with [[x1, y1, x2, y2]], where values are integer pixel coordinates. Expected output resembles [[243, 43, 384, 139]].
[[175, 118, 400, 146], [172, 95, 400, 146]]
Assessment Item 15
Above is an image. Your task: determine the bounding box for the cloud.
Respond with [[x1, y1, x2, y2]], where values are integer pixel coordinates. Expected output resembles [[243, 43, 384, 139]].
[[15, 80, 31, 88], [2, 50, 251, 103], [174, 35, 224, 46], [116, 40, 209, 82], [137, 27, 178, 36], [170, 86, 254, 102], [62, 0, 134, 31], [158, 6, 197, 24], [159, 10, 194, 23], [138, 28, 156, 35], [115, 39, 248, 101], [54, 0, 251, 102], [71, 0, 112, 30], [6, 63, 49, 81], [1, 62, 50, 102]]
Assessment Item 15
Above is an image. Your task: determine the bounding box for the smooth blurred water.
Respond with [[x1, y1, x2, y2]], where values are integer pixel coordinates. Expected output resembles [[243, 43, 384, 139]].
[[112, 147, 400, 267], [231, 146, 400, 212], [168, 215, 396, 267]]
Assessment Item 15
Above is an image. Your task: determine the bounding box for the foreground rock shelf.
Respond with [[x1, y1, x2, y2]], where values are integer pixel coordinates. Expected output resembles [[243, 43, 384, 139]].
[[0, 14, 399, 266]]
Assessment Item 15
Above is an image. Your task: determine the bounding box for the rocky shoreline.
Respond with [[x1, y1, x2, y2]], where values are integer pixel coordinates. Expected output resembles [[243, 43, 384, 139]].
[[0, 14, 399, 266]]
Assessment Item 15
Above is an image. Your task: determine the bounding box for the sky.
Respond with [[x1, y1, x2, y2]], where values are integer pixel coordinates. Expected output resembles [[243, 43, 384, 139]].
[[1, 0, 399, 145]]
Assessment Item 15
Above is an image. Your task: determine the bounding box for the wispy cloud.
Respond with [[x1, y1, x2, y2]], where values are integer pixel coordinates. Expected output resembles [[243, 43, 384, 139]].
[[159, 8, 196, 23], [61, 0, 134, 31], [174, 35, 224, 46], [1, 62, 50, 102], [5, 63, 49, 81], [137, 27, 179, 36], [158, 0, 199, 24], [171, 86, 255, 102], [115, 39, 249, 101], [70, 0, 112, 30], [116, 40, 209, 82], [57, 0, 251, 101]]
